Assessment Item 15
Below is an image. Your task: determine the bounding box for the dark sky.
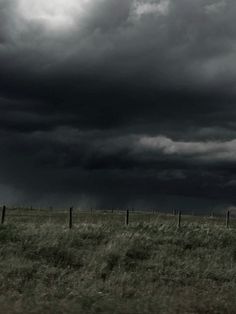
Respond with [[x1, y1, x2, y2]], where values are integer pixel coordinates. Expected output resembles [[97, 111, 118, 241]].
[[1, 0, 236, 211]]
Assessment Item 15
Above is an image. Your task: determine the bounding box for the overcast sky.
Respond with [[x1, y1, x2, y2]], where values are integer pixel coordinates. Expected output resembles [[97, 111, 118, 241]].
[[1, 0, 236, 211]]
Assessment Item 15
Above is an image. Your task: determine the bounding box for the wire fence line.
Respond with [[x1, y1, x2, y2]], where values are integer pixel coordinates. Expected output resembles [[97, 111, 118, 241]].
[[1, 205, 235, 230]]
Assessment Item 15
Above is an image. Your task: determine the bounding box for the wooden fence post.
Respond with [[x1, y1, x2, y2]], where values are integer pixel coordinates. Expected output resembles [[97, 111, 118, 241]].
[[69, 207, 73, 229], [126, 209, 129, 225], [226, 210, 230, 228], [177, 210, 181, 229], [1, 205, 6, 224]]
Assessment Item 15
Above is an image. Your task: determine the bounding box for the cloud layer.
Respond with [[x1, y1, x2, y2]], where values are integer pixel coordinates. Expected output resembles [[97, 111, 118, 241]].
[[1, 0, 236, 211]]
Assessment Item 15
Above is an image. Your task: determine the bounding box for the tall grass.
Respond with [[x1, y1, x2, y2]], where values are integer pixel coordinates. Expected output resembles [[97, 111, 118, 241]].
[[1, 213, 236, 313]]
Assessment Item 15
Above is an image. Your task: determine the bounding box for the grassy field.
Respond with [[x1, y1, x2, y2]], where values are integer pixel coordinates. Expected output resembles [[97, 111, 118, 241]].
[[1, 209, 236, 313]]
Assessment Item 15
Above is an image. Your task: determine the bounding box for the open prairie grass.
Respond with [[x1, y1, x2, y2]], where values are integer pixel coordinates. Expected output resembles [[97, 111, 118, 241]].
[[1, 211, 236, 313]]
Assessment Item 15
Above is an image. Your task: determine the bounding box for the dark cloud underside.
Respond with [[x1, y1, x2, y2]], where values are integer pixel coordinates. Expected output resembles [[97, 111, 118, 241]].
[[1, 0, 236, 211]]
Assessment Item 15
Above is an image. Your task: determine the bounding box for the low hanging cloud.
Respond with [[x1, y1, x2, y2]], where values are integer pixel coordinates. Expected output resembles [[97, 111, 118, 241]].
[[1, 0, 236, 210], [138, 136, 236, 162]]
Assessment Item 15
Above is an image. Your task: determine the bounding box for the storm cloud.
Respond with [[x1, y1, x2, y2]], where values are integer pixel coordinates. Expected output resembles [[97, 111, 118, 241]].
[[1, 0, 236, 211]]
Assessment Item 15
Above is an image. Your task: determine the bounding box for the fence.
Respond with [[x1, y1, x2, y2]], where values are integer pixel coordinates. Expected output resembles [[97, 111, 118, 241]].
[[1, 206, 235, 230]]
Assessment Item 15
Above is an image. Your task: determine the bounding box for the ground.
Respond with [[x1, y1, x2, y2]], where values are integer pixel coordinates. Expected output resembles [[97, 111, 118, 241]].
[[0, 209, 236, 313]]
